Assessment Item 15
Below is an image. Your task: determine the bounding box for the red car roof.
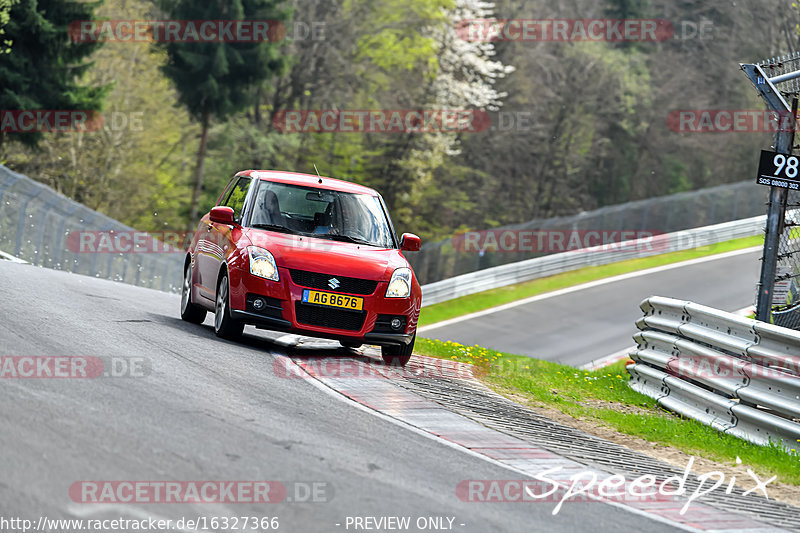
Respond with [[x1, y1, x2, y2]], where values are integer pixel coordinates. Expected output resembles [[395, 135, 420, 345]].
[[236, 170, 379, 196]]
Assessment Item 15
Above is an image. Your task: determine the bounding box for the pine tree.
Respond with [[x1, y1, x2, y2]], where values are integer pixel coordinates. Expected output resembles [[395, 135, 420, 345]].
[[0, 0, 107, 148], [156, 0, 289, 225]]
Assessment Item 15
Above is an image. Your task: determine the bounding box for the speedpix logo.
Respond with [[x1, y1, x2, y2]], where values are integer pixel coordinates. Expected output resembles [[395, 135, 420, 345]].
[[458, 457, 775, 515]]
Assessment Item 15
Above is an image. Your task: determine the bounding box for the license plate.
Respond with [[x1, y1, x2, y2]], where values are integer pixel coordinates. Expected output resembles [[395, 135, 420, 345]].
[[302, 289, 364, 311]]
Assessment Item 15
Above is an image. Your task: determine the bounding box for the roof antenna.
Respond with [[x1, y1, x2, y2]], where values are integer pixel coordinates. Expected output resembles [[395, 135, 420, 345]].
[[313, 164, 322, 183]]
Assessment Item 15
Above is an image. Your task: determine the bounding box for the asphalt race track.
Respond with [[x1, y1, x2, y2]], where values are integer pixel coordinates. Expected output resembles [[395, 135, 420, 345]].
[[420, 249, 761, 367], [0, 261, 687, 533]]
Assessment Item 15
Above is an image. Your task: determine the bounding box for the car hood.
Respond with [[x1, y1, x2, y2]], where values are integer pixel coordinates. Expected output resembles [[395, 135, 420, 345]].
[[243, 229, 407, 281]]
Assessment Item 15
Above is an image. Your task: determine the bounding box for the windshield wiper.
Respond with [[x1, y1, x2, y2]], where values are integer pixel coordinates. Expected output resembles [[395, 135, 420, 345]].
[[250, 223, 301, 235], [321, 234, 376, 246]]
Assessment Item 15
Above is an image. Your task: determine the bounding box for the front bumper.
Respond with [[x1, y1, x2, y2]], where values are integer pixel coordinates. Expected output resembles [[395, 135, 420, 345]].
[[363, 332, 415, 346], [229, 309, 292, 331], [227, 266, 419, 345]]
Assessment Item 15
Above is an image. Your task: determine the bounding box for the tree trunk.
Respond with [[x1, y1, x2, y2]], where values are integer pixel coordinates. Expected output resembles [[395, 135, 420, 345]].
[[254, 86, 262, 127], [188, 109, 211, 230]]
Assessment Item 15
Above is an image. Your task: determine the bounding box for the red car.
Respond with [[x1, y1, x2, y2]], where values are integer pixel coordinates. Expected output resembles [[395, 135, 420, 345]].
[[180, 170, 422, 366]]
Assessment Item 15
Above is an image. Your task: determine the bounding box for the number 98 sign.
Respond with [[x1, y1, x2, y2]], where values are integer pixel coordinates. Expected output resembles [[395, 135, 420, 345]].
[[756, 150, 800, 190]]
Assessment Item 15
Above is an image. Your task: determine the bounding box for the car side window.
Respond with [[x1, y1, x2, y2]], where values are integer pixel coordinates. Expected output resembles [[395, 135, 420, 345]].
[[217, 177, 238, 207], [223, 177, 251, 223]]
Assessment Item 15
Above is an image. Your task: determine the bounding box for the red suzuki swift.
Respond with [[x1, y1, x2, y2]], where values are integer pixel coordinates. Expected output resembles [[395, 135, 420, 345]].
[[180, 170, 422, 366]]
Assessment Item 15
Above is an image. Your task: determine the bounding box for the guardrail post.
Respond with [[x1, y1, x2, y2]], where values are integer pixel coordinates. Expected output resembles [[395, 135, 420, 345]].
[[51, 204, 80, 269], [14, 188, 43, 258], [756, 130, 790, 322], [0, 172, 20, 208], [32, 196, 61, 266], [741, 62, 797, 322]]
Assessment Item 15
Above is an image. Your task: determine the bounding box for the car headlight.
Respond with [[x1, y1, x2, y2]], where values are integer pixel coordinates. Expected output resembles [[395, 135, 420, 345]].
[[385, 267, 412, 298], [248, 246, 279, 282]]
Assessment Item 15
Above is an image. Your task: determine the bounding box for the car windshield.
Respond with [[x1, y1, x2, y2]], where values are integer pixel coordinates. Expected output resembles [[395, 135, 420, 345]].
[[248, 180, 395, 248]]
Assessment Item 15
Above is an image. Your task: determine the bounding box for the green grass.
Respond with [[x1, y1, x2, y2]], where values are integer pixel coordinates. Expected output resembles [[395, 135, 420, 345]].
[[415, 337, 800, 485], [418, 235, 763, 326]]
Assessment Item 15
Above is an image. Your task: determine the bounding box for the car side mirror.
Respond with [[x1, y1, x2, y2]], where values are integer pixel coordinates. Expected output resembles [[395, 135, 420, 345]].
[[400, 233, 421, 252], [210, 206, 236, 225]]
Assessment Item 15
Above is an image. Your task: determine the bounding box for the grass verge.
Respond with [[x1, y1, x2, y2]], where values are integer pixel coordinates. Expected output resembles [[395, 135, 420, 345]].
[[414, 337, 800, 485], [418, 235, 763, 326]]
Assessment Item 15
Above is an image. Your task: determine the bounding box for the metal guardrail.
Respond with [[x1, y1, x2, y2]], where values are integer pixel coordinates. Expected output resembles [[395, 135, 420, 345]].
[[0, 163, 766, 304], [408, 180, 767, 286], [421, 217, 766, 306], [628, 296, 800, 451], [0, 165, 182, 291], [0, 249, 27, 263]]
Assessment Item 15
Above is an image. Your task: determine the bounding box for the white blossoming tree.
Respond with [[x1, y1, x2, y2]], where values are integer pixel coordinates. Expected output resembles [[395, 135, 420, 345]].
[[405, 0, 514, 198]]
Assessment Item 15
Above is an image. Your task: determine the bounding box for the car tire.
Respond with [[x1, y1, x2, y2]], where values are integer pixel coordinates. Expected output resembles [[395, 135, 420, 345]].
[[381, 334, 415, 367], [215, 272, 244, 339], [180, 262, 207, 324], [340, 341, 363, 349]]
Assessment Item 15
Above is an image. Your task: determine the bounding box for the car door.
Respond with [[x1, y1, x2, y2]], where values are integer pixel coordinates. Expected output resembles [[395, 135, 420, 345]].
[[197, 176, 252, 300]]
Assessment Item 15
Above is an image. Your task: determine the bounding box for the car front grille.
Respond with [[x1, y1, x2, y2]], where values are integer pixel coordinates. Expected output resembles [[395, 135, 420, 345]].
[[289, 269, 379, 295], [294, 302, 366, 331]]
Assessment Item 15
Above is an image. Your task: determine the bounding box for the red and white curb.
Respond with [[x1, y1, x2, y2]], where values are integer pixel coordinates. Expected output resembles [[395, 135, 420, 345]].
[[279, 351, 790, 533], [580, 345, 634, 371]]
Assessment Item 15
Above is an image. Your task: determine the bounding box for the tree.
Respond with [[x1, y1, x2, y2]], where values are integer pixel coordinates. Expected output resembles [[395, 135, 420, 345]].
[[367, 0, 513, 233], [215, 0, 513, 240], [604, 0, 649, 19], [1, 0, 198, 232], [156, 0, 290, 226], [0, 0, 16, 53], [0, 0, 107, 148]]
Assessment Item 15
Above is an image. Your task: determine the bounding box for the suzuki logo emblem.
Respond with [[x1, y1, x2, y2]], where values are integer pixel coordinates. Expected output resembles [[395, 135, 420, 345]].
[[328, 278, 340, 290]]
